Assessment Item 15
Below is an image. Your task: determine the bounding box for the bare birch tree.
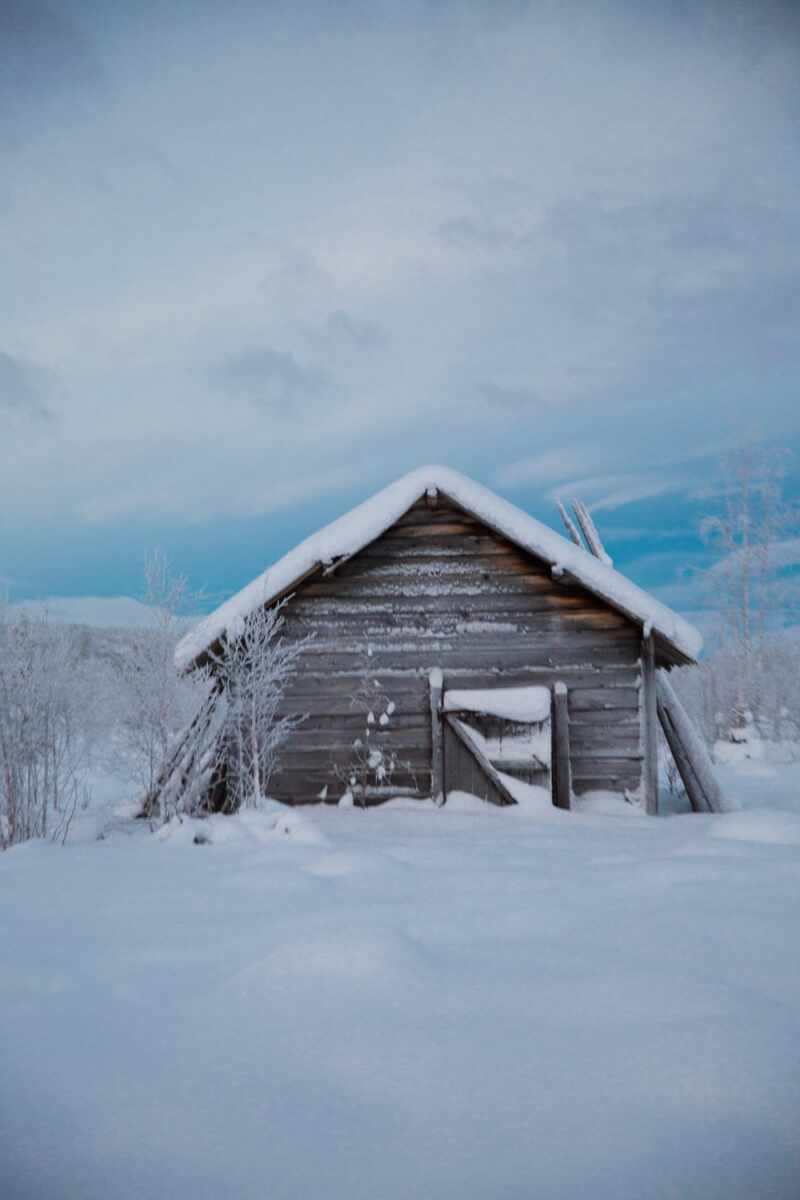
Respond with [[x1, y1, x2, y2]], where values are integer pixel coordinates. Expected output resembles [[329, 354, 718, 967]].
[[116, 551, 209, 796], [0, 605, 95, 848], [701, 445, 798, 731]]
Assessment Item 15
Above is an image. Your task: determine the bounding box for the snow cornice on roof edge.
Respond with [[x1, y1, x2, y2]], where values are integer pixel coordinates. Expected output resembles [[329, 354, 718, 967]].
[[175, 465, 702, 673]]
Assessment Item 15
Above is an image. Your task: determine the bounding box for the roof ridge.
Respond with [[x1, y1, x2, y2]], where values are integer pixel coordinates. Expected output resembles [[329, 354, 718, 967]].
[[175, 465, 701, 671]]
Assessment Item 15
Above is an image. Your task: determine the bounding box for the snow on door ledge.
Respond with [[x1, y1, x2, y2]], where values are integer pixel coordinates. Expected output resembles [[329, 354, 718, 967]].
[[442, 686, 551, 725]]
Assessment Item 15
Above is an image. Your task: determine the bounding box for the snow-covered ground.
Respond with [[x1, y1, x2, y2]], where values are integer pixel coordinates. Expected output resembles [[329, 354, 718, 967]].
[[3, 774, 800, 1199]]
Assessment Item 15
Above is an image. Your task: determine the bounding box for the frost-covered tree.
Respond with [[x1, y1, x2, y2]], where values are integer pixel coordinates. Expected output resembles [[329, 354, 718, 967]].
[[0, 605, 98, 847], [701, 445, 799, 732], [209, 601, 308, 809], [116, 551, 209, 796], [673, 635, 800, 756]]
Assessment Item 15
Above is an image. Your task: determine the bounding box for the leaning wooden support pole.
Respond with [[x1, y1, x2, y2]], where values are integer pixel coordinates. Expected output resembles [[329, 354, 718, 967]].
[[140, 683, 221, 818], [429, 668, 444, 805], [641, 634, 660, 815], [656, 671, 724, 814], [551, 682, 572, 810], [657, 694, 710, 814]]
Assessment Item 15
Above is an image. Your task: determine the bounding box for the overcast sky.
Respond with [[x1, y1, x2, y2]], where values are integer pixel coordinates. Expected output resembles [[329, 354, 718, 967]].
[[2, 0, 799, 628]]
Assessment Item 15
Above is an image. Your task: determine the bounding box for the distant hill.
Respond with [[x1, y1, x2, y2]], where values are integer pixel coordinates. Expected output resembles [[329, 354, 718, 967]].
[[10, 596, 199, 631]]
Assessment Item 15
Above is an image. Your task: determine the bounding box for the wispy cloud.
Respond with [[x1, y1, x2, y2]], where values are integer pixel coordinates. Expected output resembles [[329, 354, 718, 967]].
[[208, 347, 334, 413], [547, 473, 685, 513], [480, 383, 548, 410], [0, 0, 798, 607], [437, 216, 521, 254], [303, 310, 390, 362], [494, 448, 597, 488], [0, 353, 54, 423], [323, 310, 389, 353], [0, 0, 105, 144], [706, 537, 800, 580]]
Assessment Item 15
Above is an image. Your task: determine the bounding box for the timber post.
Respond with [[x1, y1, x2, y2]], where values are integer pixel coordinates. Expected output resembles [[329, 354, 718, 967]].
[[656, 671, 723, 813], [641, 633, 659, 815], [429, 668, 444, 805], [657, 690, 709, 813], [552, 682, 572, 810]]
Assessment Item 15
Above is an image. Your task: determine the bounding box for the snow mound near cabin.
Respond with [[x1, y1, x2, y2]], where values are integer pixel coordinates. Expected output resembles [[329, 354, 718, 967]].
[[156, 806, 326, 847], [715, 755, 800, 815], [495, 774, 559, 814], [572, 790, 644, 817], [443, 790, 495, 813], [710, 810, 800, 846]]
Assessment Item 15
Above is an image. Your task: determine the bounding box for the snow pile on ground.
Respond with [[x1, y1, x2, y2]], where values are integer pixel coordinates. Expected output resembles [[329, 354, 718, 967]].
[[156, 805, 326, 847], [710, 809, 800, 845], [3, 770, 800, 1200], [572, 789, 644, 817], [495, 773, 557, 813], [439, 789, 493, 813], [713, 733, 800, 816]]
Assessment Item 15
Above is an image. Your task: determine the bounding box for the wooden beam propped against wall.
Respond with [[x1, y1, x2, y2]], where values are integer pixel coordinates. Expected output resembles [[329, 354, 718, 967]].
[[656, 672, 724, 813], [553, 496, 723, 817], [641, 634, 660, 815]]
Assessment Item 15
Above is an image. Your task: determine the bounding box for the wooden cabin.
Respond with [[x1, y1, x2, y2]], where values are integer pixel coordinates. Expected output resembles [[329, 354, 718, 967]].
[[176, 466, 701, 813]]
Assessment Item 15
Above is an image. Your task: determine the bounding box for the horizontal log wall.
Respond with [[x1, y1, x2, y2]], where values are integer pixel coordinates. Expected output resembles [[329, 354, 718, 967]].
[[267, 497, 643, 804]]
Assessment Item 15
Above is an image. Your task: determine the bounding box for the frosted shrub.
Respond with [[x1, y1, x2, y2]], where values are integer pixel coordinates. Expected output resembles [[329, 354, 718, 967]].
[[683, 445, 800, 756], [116, 551, 210, 798], [209, 601, 309, 810], [333, 644, 409, 806], [0, 607, 96, 848], [672, 634, 800, 759]]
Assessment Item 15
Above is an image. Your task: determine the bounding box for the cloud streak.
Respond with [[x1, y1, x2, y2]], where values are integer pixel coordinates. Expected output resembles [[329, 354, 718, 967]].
[[208, 347, 334, 413], [0, 353, 54, 423], [0, 0, 798, 615], [548, 474, 686, 514]]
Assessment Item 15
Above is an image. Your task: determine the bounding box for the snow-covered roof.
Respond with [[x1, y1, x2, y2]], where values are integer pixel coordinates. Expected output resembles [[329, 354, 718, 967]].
[[175, 465, 702, 672]]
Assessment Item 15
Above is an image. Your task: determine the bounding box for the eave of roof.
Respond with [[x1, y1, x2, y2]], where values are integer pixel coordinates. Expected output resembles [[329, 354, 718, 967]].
[[175, 465, 702, 673]]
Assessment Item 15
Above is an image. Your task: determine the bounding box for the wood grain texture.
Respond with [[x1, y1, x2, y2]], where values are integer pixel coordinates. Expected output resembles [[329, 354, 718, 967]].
[[443, 715, 516, 807], [430, 671, 444, 804], [247, 497, 646, 805], [552, 686, 572, 810], [641, 634, 659, 815]]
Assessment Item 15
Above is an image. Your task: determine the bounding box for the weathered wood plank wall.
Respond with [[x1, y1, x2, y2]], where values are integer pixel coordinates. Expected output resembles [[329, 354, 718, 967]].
[[268, 497, 643, 804]]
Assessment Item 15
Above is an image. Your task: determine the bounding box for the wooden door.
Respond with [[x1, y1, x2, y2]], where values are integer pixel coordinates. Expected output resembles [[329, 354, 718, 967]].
[[439, 685, 553, 807]]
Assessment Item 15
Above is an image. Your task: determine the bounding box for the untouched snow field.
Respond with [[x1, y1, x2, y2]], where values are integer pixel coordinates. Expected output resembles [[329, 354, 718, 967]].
[[3, 784, 800, 1199]]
